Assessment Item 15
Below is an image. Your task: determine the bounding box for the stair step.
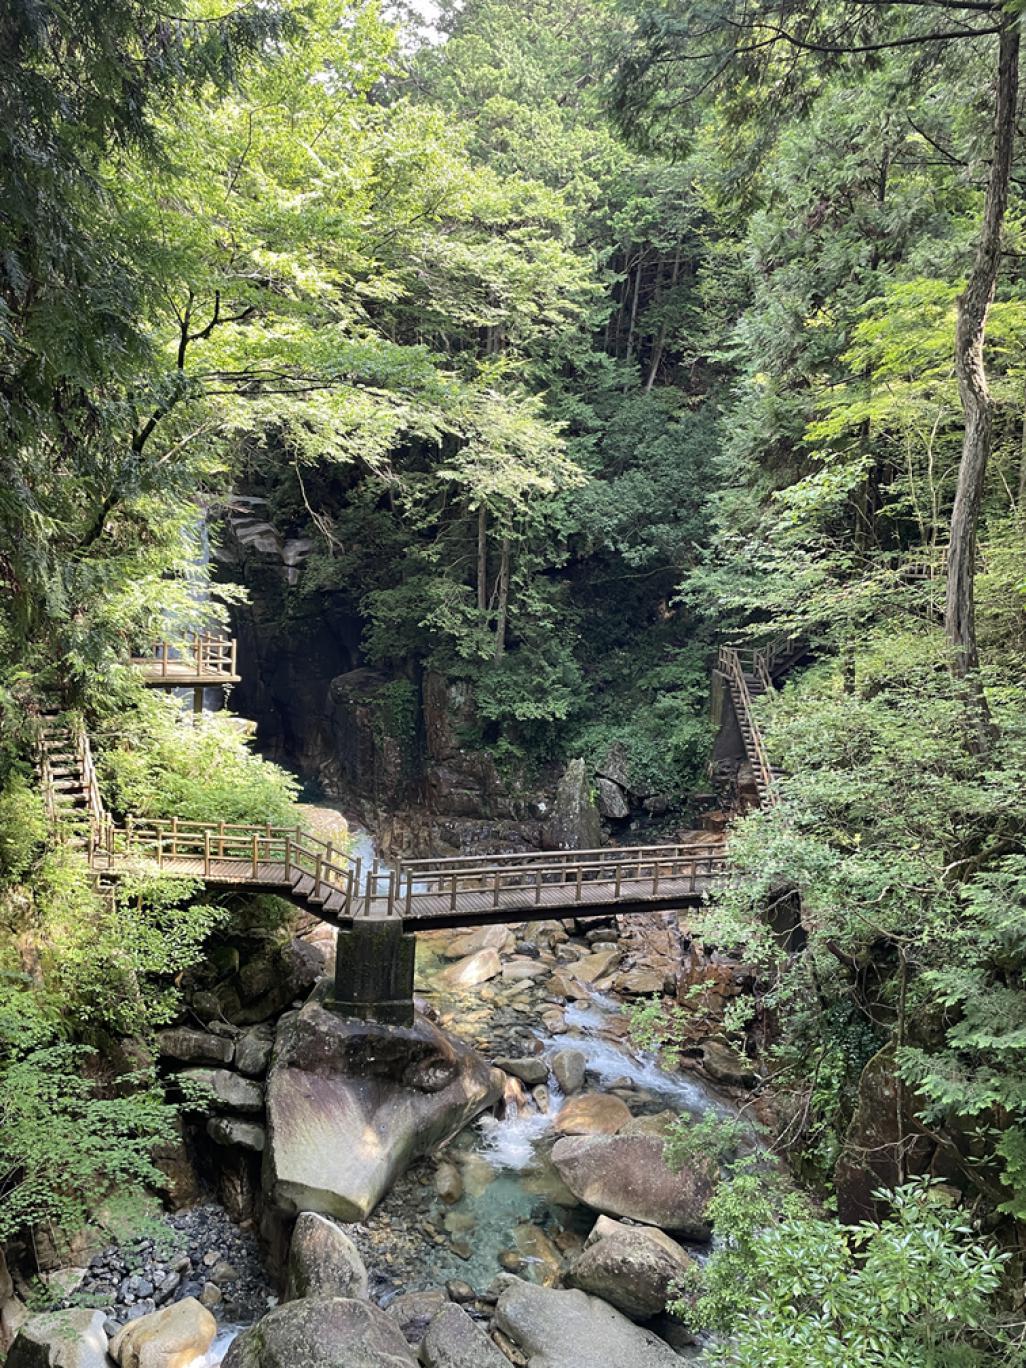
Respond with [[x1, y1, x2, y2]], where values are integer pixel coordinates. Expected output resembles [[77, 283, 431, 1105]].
[[292, 874, 315, 898]]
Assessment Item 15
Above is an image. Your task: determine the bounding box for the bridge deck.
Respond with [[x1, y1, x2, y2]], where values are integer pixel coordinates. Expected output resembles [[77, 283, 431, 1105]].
[[89, 845, 722, 928]]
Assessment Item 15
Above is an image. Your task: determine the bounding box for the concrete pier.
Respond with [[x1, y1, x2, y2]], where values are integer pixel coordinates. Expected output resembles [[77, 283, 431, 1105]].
[[328, 919, 416, 1027]]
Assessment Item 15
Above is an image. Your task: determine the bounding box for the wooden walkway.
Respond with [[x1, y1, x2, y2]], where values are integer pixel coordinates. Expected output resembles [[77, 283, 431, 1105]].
[[34, 630, 753, 933], [87, 823, 726, 929]]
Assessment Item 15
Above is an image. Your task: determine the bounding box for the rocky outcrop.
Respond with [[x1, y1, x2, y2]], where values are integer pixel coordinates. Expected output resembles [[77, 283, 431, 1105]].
[[263, 999, 503, 1221], [109, 1297, 216, 1368], [566, 1216, 692, 1320], [222, 1297, 416, 1368], [550, 1134, 714, 1238], [419, 1304, 507, 1368], [6, 1310, 110, 1368], [543, 760, 601, 852], [493, 1277, 679, 1368], [285, 1213, 369, 1302]]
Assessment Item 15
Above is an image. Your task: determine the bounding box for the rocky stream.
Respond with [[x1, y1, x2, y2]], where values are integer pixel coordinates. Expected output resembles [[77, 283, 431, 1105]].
[[2, 809, 747, 1368]]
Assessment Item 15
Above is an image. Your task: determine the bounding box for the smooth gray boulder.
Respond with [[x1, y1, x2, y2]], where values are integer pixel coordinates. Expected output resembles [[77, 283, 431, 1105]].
[[494, 1278, 679, 1367], [419, 1304, 507, 1368], [263, 1000, 503, 1221], [7, 1310, 110, 1368], [549, 1049, 585, 1095], [566, 1216, 692, 1319], [179, 1068, 263, 1114], [551, 1134, 714, 1238], [222, 1298, 416, 1368], [285, 1213, 369, 1301]]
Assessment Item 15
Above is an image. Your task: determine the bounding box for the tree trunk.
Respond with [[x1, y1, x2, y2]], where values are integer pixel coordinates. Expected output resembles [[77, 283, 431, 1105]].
[[477, 505, 488, 612], [645, 243, 681, 394], [493, 537, 511, 662], [947, 21, 1019, 700], [624, 251, 643, 368]]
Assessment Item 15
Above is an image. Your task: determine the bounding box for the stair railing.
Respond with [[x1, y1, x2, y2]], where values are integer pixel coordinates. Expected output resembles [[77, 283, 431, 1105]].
[[718, 645, 779, 806]]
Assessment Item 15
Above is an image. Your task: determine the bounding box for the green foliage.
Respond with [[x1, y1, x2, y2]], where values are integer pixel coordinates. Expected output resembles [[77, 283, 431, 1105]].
[[689, 1179, 1010, 1365], [0, 1045, 176, 1244], [0, 774, 48, 884], [100, 695, 299, 826]]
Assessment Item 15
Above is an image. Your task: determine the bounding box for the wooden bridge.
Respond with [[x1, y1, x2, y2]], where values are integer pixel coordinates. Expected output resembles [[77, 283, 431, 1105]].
[[35, 630, 793, 1023]]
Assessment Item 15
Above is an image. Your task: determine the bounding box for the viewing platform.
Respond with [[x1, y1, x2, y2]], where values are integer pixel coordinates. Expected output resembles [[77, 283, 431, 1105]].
[[131, 634, 240, 706]]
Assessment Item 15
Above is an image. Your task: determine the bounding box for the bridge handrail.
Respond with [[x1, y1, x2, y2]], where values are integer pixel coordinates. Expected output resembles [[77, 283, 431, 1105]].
[[91, 818, 357, 904], [397, 841, 718, 873], [355, 847, 728, 918]]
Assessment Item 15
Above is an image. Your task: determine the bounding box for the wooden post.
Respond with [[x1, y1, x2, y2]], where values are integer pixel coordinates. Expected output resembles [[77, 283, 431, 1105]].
[[157, 832, 164, 870], [405, 872, 413, 918], [493, 870, 500, 909], [252, 832, 259, 879], [449, 873, 458, 913], [365, 870, 375, 917], [161, 641, 169, 677], [218, 820, 225, 857], [614, 863, 622, 899], [171, 815, 178, 857], [653, 859, 660, 895], [203, 829, 211, 877], [535, 870, 542, 905], [285, 836, 292, 878], [575, 866, 582, 902], [315, 856, 323, 901], [230, 638, 238, 678]]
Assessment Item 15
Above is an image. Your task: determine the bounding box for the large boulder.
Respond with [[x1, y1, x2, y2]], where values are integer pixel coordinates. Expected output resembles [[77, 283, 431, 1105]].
[[553, 1094, 631, 1136], [494, 1277, 679, 1367], [437, 950, 501, 990], [285, 1212, 369, 1301], [419, 1304, 508, 1368], [263, 999, 503, 1220], [549, 1049, 585, 1095], [109, 1298, 216, 1368], [550, 1134, 714, 1238], [543, 760, 602, 852], [7, 1310, 110, 1368], [156, 1028, 234, 1065], [178, 1068, 263, 1114], [222, 1297, 416, 1368], [441, 926, 512, 960], [566, 1216, 692, 1320]]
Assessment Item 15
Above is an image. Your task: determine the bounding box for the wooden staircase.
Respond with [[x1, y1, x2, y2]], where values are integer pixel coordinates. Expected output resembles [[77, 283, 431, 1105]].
[[717, 636, 809, 807], [36, 716, 99, 847]]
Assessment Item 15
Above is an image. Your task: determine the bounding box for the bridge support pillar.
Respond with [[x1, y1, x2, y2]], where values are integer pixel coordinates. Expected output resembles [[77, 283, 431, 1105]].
[[328, 919, 416, 1027]]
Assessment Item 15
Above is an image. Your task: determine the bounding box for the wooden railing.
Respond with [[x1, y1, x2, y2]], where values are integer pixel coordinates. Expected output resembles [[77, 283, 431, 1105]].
[[131, 634, 239, 681], [89, 817, 358, 905], [353, 843, 728, 919], [717, 645, 779, 804], [74, 721, 107, 832]]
